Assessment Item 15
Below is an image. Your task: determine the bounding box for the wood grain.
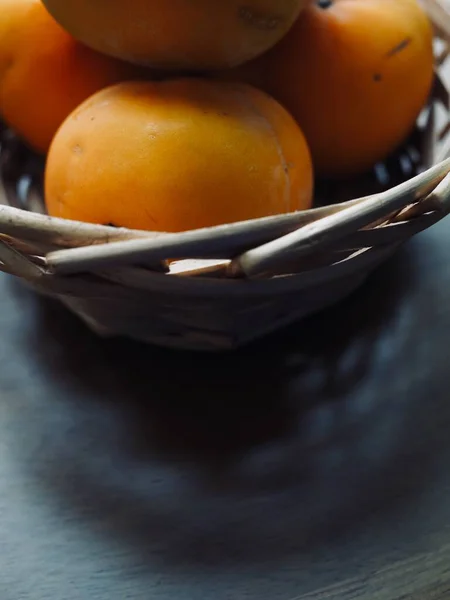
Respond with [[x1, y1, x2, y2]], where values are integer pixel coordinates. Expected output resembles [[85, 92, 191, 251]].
[[1, 215, 450, 598], [296, 544, 450, 599]]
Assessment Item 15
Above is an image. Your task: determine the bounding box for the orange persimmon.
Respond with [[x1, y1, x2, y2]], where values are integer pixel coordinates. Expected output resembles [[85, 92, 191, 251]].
[[45, 79, 314, 232], [41, 0, 311, 70], [0, 0, 145, 153], [218, 0, 434, 177]]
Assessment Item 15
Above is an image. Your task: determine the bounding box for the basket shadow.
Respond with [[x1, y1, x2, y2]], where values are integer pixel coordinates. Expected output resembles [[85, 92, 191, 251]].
[[30, 245, 416, 409], [9, 244, 440, 569]]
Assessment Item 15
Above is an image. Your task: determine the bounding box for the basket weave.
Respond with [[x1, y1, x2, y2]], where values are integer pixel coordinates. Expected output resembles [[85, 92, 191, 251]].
[[1, 0, 450, 351]]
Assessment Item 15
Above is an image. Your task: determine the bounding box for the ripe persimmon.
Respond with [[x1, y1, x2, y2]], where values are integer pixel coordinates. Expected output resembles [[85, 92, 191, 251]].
[[0, 0, 145, 153], [218, 0, 434, 177], [41, 0, 310, 70], [45, 79, 314, 232]]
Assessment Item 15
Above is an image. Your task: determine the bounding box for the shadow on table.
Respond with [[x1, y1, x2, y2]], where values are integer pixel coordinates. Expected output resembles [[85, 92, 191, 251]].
[[9, 244, 443, 568]]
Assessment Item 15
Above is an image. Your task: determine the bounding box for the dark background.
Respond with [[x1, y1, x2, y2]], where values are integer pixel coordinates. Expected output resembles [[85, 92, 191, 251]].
[[1, 217, 450, 599]]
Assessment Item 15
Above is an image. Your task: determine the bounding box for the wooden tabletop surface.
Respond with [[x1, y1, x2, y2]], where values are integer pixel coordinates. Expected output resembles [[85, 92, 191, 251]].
[[2, 217, 450, 599]]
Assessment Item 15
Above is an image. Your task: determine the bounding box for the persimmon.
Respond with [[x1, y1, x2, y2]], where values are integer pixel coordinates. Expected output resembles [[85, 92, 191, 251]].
[[45, 79, 314, 232], [41, 0, 310, 70], [218, 0, 434, 177], [0, 0, 145, 153]]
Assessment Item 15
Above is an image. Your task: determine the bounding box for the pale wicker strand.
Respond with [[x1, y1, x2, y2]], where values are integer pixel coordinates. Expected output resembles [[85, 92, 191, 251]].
[[229, 160, 450, 277]]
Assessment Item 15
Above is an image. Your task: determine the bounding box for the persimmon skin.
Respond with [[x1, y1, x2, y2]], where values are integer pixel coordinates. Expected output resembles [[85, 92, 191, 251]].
[[45, 79, 314, 233], [41, 0, 311, 70], [217, 0, 434, 177], [0, 0, 145, 154]]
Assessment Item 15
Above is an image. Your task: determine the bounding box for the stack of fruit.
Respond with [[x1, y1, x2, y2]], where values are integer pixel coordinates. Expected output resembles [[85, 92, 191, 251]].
[[0, 0, 435, 233]]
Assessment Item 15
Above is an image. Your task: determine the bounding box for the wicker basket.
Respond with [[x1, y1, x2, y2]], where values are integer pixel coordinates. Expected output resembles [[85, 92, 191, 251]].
[[1, 0, 450, 351]]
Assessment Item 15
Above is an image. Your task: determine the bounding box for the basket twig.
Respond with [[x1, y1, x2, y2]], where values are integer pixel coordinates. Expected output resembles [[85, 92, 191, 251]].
[[231, 159, 450, 277]]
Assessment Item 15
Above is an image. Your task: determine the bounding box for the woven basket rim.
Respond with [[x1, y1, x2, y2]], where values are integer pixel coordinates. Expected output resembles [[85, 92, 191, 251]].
[[0, 191, 371, 240]]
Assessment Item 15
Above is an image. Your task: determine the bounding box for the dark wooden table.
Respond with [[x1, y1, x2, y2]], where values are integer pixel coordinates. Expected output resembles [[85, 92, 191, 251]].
[[2, 218, 450, 600]]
